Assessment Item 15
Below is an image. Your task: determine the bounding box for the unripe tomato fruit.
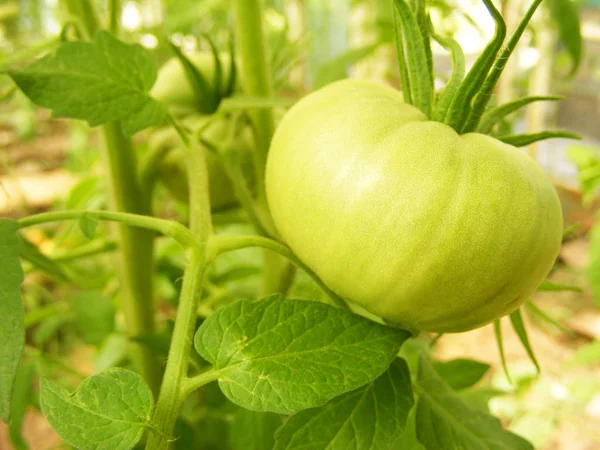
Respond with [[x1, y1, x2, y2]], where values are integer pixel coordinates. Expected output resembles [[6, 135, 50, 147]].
[[148, 115, 254, 210], [266, 79, 563, 333]]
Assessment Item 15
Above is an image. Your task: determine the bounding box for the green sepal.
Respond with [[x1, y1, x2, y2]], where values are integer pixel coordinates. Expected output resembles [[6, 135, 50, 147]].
[[431, 30, 465, 122], [411, 0, 433, 95], [477, 96, 562, 135], [509, 309, 540, 373], [524, 300, 575, 337], [498, 131, 580, 147], [444, 0, 506, 130], [392, 0, 433, 117], [463, 0, 544, 133], [168, 42, 216, 114], [224, 36, 237, 98], [201, 32, 223, 104], [393, 7, 412, 105], [493, 319, 511, 384]]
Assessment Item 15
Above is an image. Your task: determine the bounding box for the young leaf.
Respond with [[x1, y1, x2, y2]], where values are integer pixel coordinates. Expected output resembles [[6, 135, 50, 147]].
[[20, 236, 71, 281], [273, 358, 414, 450], [0, 219, 25, 423], [73, 291, 116, 346], [548, 0, 582, 76], [230, 409, 284, 450], [9, 31, 167, 136], [392, 0, 433, 117], [509, 309, 540, 373], [414, 354, 533, 450], [79, 212, 100, 240], [40, 368, 154, 450], [477, 96, 562, 135], [8, 361, 35, 450], [194, 295, 410, 414], [498, 131, 580, 147], [432, 358, 490, 391]]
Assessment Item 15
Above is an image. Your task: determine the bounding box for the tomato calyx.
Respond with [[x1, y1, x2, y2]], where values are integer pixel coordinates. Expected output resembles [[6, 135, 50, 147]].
[[392, 0, 579, 145], [168, 34, 236, 115]]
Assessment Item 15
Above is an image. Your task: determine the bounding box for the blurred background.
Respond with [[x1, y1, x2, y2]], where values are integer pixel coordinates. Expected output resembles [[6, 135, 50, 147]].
[[1, 0, 600, 449]]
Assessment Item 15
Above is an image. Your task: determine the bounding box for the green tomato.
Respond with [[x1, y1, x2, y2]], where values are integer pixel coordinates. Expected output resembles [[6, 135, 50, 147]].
[[148, 115, 253, 211], [266, 79, 563, 333], [150, 52, 230, 115]]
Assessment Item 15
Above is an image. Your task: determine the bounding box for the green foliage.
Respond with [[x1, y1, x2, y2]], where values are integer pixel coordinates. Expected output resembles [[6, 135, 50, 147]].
[[414, 355, 533, 450], [40, 368, 154, 450], [9, 31, 167, 135], [230, 409, 283, 450], [79, 212, 100, 240], [274, 359, 414, 450], [432, 358, 490, 391], [568, 340, 600, 366], [0, 219, 25, 422], [72, 291, 115, 346], [548, 0, 583, 76], [194, 295, 410, 414]]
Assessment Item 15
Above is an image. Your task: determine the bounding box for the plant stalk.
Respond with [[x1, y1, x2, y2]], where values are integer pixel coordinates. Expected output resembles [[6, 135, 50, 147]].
[[233, 0, 295, 295], [64, 0, 162, 396], [146, 134, 212, 449], [102, 123, 162, 395]]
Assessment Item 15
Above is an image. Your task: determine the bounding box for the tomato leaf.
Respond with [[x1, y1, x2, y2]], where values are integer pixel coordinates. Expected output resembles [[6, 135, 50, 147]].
[[9, 31, 167, 136], [432, 358, 490, 391], [0, 219, 25, 423], [509, 309, 540, 373], [194, 295, 410, 414], [477, 96, 562, 135], [73, 291, 115, 347], [78, 212, 100, 240], [230, 409, 283, 450], [8, 361, 35, 450], [548, 0, 582, 76], [414, 354, 533, 450], [273, 358, 414, 450], [20, 235, 71, 281], [40, 368, 154, 450], [498, 131, 580, 147]]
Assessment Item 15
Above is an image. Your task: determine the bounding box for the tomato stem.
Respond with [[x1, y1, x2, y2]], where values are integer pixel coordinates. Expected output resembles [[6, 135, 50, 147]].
[[146, 124, 212, 449], [64, 0, 163, 397]]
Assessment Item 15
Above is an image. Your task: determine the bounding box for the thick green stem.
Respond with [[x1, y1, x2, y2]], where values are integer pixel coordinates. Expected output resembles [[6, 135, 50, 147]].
[[146, 135, 212, 449], [233, 0, 275, 203], [233, 0, 295, 296], [63, 0, 162, 396], [64, 0, 100, 40], [102, 123, 162, 395]]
